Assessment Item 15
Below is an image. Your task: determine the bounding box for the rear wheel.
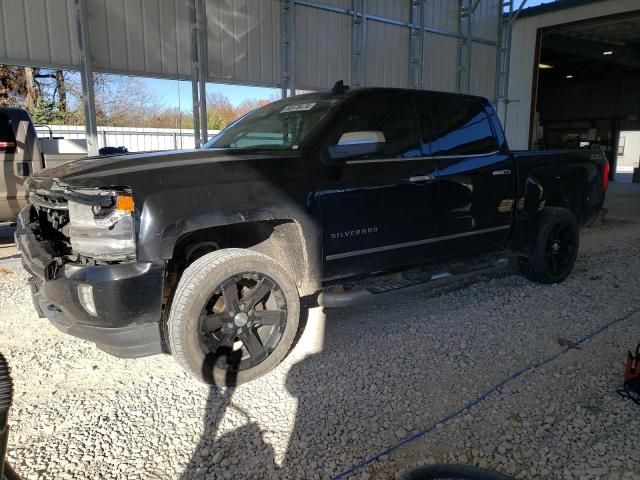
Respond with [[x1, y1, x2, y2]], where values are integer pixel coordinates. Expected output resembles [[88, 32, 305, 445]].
[[523, 207, 579, 284], [167, 248, 300, 386]]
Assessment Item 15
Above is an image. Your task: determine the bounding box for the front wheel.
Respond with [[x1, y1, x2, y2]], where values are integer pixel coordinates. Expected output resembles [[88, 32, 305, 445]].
[[522, 207, 579, 284], [167, 249, 300, 386]]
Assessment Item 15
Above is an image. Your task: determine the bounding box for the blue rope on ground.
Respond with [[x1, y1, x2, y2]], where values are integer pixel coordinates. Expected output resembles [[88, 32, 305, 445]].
[[330, 305, 640, 480]]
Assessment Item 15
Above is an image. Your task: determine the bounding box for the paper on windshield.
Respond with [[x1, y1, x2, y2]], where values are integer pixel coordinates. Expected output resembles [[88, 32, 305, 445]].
[[280, 103, 316, 113]]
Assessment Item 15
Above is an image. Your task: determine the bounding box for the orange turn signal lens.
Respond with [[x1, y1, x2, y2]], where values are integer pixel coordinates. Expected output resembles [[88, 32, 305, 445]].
[[115, 194, 135, 212]]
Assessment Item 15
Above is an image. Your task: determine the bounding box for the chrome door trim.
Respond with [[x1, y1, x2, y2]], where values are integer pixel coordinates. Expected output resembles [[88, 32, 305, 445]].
[[344, 150, 500, 165], [325, 225, 510, 261]]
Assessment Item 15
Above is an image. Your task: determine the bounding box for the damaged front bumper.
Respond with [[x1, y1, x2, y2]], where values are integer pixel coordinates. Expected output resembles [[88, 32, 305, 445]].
[[15, 207, 165, 358]]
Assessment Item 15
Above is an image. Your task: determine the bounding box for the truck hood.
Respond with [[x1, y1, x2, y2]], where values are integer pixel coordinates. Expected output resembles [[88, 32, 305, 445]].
[[28, 148, 299, 191]]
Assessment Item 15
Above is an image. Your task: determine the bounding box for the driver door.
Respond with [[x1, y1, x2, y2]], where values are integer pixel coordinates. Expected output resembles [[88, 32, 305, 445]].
[[316, 92, 439, 280]]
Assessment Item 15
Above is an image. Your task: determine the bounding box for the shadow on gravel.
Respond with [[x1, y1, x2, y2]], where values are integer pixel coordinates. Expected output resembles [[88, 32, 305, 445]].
[[182, 266, 607, 479], [182, 352, 318, 479], [180, 302, 442, 480]]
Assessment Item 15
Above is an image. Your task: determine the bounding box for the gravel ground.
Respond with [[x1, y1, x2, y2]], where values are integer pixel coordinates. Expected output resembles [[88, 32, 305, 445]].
[[1, 213, 640, 479]]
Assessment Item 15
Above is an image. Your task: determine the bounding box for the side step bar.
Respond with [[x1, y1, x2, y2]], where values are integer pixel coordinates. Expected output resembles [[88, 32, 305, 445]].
[[317, 257, 510, 308]]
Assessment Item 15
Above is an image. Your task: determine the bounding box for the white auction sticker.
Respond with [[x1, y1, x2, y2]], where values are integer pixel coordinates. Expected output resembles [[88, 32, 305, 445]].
[[280, 103, 316, 113]]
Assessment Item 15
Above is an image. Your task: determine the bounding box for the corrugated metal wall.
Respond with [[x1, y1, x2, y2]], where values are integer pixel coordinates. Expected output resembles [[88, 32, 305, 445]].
[[206, 0, 281, 86], [88, 0, 192, 78], [504, 0, 640, 149], [422, 34, 458, 93], [293, 3, 351, 91], [0, 0, 500, 96], [0, 0, 79, 69], [470, 42, 496, 100], [365, 20, 410, 88]]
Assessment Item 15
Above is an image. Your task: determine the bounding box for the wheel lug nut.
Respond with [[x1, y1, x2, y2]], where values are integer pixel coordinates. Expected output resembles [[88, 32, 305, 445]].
[[226, 323, 233, 329], [228, 311, 235, 317]]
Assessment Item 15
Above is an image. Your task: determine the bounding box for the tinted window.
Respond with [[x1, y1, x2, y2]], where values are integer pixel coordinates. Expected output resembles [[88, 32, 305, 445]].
[[333, 94, 421, 159], [415, 95, 497, 156]]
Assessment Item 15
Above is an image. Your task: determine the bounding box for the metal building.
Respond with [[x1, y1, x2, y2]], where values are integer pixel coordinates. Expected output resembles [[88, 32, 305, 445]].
[[503, 0, 640, 151], [0, 0, 507, 155]]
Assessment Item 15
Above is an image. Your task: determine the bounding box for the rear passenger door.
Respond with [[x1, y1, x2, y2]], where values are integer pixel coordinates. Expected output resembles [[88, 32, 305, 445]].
[[317, 92, 439, 280], [415, 94, 514, 258]]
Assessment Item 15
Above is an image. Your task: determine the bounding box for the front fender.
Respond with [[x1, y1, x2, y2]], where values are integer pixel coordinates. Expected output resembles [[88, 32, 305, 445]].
[[136, 188, 323, 296]]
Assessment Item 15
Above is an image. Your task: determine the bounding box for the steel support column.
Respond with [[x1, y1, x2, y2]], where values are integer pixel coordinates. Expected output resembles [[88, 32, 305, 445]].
[[281, 0, 295, 98], [189, 0, 208, 148], [351, 0, 367, 87], [408, 0, 426, 89], [196, 0, 208, 145], [494, 0, 527, 128], [457, 0, 482, 94], [74, 0, 98, 156]]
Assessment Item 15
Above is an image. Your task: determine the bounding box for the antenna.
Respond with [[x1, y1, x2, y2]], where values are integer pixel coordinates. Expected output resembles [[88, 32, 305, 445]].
[[332, 80, 350, 94]]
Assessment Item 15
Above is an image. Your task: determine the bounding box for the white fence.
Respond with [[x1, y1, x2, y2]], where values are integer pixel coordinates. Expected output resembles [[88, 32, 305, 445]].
[[35, 125, 220, 152]]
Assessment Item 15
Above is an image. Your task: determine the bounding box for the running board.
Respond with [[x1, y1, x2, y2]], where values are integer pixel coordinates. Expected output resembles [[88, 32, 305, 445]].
[[317, 257, 510, 308]]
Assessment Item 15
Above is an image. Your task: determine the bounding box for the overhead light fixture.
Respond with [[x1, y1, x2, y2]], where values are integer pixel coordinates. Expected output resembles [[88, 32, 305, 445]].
[[602, 50, 614, 55], [539, 63, 554, 69], [565, 74, 574, 79]]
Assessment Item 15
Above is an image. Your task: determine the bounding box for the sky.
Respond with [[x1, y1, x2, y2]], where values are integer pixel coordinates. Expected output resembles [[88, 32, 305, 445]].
[[144, 78, 280, 110], [512, 0, 558, 9]]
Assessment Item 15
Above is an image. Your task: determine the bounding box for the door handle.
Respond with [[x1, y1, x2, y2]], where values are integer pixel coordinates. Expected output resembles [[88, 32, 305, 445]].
[[492, 169, 512, 176], [409, 174, 436, 183]]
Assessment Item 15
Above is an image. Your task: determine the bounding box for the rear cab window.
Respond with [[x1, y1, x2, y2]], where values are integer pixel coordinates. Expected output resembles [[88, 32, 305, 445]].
[[414, 94, 497, 156]]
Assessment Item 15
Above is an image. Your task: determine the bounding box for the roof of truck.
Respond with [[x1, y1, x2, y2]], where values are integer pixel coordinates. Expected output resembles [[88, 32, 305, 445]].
[[291, 86, 490, 105]]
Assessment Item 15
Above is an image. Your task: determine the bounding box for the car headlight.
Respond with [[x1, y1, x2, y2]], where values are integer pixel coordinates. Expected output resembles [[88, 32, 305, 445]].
[[67, 190, 136, 261]]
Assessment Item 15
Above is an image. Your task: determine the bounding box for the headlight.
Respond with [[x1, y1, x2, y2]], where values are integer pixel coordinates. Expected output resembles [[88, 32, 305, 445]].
[[67, 190, 136, 261]]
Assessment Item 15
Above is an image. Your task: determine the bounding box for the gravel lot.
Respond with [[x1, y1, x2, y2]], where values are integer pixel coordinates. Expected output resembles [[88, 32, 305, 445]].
[[1, 191, 640, 480]]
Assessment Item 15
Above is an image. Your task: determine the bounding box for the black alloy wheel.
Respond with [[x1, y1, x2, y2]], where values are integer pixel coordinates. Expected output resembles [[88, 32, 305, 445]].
[[523, 207, 579, 284], [544, 222, 577, 277], [167, 248, 300, 386], [198, 272, 288, 372]]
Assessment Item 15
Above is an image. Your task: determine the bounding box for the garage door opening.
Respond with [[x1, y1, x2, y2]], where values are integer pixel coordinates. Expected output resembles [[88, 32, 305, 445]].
[[616, 130, 640, 182], [529, 10, 640, 182]]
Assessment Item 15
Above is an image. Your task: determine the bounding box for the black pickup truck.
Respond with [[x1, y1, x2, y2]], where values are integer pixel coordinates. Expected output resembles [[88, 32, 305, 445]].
[[16, 86, 609, 385]]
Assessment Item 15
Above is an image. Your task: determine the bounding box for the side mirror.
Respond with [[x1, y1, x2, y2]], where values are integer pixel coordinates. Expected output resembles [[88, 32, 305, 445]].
[[328, 131, 385, 160]]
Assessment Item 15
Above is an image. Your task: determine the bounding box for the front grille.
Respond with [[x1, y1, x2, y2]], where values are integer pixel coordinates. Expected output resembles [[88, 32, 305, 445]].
[[29, 192, 71, 255], [30, 192, 68, 211]]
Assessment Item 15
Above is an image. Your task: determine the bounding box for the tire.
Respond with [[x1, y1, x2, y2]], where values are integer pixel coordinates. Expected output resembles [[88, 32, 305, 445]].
[[167, 248, 300, 386], [523, 207, 579, 284]]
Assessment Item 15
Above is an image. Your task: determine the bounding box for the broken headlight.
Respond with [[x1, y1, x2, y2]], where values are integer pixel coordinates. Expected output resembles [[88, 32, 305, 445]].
[[67, 190, 136, 261]]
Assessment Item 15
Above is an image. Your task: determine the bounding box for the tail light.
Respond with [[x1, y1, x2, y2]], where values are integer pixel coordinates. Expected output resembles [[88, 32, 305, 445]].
[[603, 160, 610, 191], [0, 141, 16, 151]]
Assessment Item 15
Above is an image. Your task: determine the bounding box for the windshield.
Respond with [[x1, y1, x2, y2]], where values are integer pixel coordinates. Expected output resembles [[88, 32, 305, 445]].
[[204, 95, 341, 150]]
